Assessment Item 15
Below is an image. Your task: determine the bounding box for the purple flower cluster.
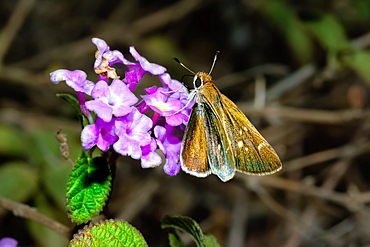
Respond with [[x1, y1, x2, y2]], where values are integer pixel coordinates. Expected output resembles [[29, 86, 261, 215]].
[[50, 38, 193, 176]]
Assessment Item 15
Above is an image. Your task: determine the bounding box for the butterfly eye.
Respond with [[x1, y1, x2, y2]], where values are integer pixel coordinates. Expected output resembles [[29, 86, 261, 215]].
[[194, 77, 203, 88]]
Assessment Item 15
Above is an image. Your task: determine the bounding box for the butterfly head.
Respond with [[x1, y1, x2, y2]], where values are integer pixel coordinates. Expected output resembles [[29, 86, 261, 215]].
[[193, 72, 212, 89], [174, 51, 219, 90]]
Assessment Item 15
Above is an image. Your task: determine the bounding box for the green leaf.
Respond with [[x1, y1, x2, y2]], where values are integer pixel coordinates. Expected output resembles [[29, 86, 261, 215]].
[[204, 234, 222, 247], [305, 14, 350, 53], [162, 215, 222, 247], [342, 50, 370, 84], [66, 151, 111, 224], [0, 161, 38, 202], [56, 93, 83, 116], [0, 123, 25, 156], [56, 93, 89, 126], [69, 219, 148, 247], [354, 1, 370, 21], [168, 233, 185, 247], [43, 163, 70, 210], [27, 127, 65, 169], [261, 0, 313, 64]]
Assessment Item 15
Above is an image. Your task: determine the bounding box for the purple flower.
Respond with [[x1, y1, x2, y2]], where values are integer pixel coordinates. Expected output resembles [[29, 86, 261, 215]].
[[85, 79, 138, 122], [50, 38, 197, 178], [113, 109, 153, 159], [140, 138, 162, 168], [158, 73, 193, 123], [124, 70, 141, 85], [129, 46, 167, 75], [81, 117, 118, 151], [92, 38, 134, 79], [50, 69, 94, 95], [155, 125, 182, 176], [159, 73, 186, 92], [141, 88, 186, 126], [142, 88, 179, 114], [124, 65, 147, 92], [0, 237, 18, 247], [92, 38, 134, 66]]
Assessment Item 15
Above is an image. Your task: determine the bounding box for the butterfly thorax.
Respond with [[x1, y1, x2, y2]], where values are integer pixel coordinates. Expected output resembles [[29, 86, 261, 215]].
[[191, 72, 216, 105]]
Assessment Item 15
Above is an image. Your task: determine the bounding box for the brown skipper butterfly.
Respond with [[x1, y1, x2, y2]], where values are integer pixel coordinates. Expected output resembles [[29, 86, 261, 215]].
[[175, 52, 282, 182]]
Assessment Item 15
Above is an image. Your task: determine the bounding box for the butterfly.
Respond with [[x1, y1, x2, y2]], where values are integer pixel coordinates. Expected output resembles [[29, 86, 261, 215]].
[[175, 52, 282, 182]]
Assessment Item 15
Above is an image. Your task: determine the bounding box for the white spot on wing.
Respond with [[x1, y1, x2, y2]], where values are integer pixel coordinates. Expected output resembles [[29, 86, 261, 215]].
[[238, 141, 243, 148], [257, 143, 267, 150]]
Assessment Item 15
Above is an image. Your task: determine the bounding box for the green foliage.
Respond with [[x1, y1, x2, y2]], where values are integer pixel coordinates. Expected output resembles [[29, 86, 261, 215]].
[[0, 123, 25, 155], [0, 161, 38, 202], [27, 193, 69, 247], [261, 0, 313, 64], [305, 14, 350, 53], [168, 233, 185, 247], [69, 219, 148, 247], [162, 215, 222, 247], [303, 13, 370, 84], [342, 50, 370, 84], [353, 0, 370, 21], [42, 162, 71, 210], [305, 13, 350, 70], [141, 35, 183, 71], [66, 151, 112, 224], [57, 93, 89, 126], [0, 123, 80, 243], [204, 234, 222, 247], [27, 127, 64, 167]]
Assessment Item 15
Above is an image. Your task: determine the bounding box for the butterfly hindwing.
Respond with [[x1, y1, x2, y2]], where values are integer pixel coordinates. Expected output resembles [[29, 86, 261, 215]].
[[181, 103, 210, 177], [198, 83, 236, 181], [202, 103, 236, 181]]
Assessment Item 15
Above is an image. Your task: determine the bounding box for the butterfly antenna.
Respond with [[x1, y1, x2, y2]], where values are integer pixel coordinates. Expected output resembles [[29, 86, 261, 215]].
[[173, 57, 196, 75], [208, 51, 220, 75]]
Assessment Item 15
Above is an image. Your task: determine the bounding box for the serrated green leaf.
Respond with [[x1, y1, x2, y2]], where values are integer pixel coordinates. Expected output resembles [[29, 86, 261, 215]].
[[69, 219, 148, 247], [56, 93, 89, 126], [66, 151, 111, 224], [162, 215, 222, 247], [0, 161, 38, 202]]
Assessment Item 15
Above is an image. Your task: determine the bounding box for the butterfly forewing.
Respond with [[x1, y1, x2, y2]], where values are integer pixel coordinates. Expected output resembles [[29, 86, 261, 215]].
[[219, 93, 282, 175]]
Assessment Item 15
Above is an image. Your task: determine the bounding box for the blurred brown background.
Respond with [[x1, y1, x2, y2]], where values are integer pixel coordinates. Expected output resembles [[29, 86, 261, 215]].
[[1, 0, 370, 246]]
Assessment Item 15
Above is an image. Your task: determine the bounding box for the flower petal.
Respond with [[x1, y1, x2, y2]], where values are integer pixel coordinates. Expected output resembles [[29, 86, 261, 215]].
[[129, 46, 166, 75]]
